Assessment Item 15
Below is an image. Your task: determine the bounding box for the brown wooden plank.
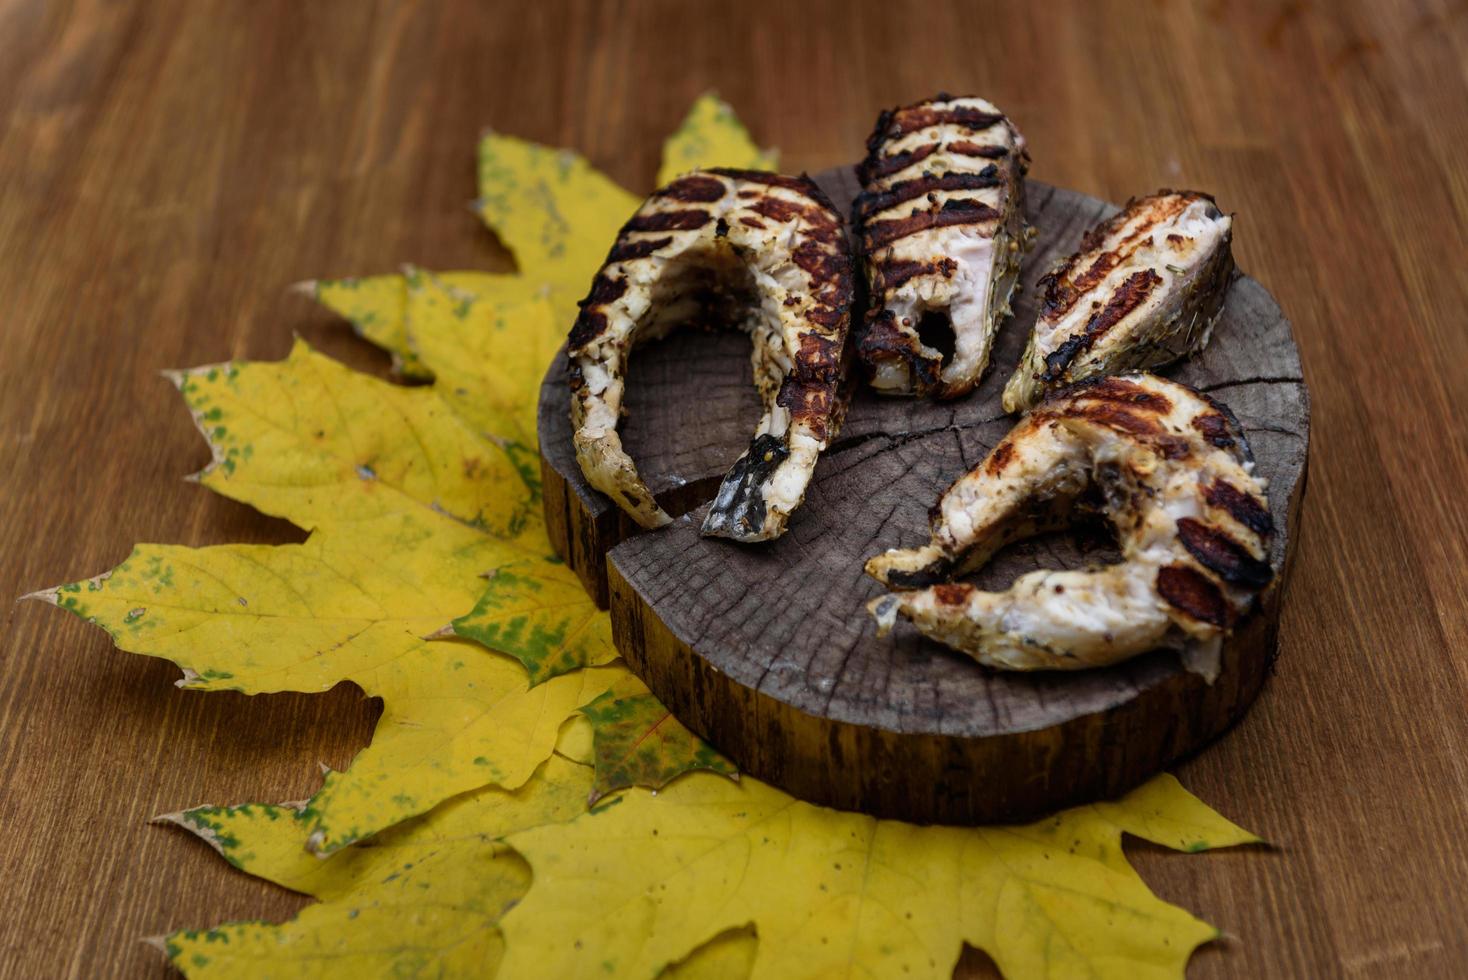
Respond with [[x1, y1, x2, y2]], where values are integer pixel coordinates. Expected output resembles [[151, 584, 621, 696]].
[[2, 1, 1465, 976]]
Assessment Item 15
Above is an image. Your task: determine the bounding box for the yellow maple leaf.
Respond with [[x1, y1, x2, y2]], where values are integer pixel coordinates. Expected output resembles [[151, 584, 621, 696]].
[[34, 519, 619, 853], [657, 91, 778, 186], [400, 266, 556, 455], [161, 745, 755, 979], [305, 271, 503, 380], [500, 771, 1262, 980]]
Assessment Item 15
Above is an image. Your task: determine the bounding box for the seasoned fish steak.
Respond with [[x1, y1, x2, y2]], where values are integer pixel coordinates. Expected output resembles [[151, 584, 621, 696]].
[[867, 374, 1273, 671], [1003, 191, 1233, 412], [853, 94, 1031, 400], [568, 169, 854, 543]]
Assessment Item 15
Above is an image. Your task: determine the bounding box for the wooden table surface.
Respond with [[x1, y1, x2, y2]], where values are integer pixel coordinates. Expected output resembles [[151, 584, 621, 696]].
[[3, 1, 1465, 976]]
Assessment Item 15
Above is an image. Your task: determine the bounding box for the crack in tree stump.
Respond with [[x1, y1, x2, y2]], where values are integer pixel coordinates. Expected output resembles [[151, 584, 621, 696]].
[[537, 169, 1309, 823]]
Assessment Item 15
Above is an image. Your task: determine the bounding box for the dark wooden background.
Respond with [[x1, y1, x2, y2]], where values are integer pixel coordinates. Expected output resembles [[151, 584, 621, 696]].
[[2, 1, 1465, 976]]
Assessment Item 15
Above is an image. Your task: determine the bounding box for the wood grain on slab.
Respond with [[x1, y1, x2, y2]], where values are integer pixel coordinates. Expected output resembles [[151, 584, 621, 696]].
[[3, 1, 1466, 977], [548, 172, 1309, 823]]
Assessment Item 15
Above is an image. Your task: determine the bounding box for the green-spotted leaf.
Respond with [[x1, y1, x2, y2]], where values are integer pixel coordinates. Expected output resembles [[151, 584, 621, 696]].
[[580, 683, 737, 804], [451, 556, 616, 686]]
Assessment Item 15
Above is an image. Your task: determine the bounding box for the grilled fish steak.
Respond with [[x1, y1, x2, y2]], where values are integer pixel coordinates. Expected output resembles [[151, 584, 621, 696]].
[[568, 169, 854, 543], [853, 94, 1030, 400], [1002, 191, 1233, 413], [866, 374, 1273, 671]]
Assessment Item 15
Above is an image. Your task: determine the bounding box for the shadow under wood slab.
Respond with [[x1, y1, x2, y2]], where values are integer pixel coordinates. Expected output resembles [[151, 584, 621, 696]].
[[538, 169, 1309, 823]]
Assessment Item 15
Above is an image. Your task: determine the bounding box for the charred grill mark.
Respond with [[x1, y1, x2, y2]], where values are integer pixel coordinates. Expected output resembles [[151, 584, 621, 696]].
[[985, 440, 1015, 475], [875, 257, 957, 292], [1069, 375, 1173, 413], [607, 236, 672, 262], [739, 216, 766, 229], [777, 380, 836, 439], [1205, 479, 1274, 537], [748, 195, 843, 235], [1192, 411, 1236, 450], [568, 310, 607, 349], [1176, 518, 1274, 589], [707, 168, 812, 192], [853, 169, 1002, 220], [1070, 402, 1191, 459], [862, 198, 1003, 250], [864, 108, 897, 155], [749, 196, 802, 224], [1041, 269, 1163, 380], [933, 583, 974, 606], [859, 142, 939, 183], [805, 306, 847, 330], [1156, 564, 1231, 628], [948, 140, 1009, 159], [779, 331, 845, 436], [887, 105, 1005, 138], [858, 311, 942, 390], [792, 239, 846, 283], [585, 273, 627, 306], [627, 209, 712, 232], [795, 330, 844, 367], [568, 273, 630, 349], [1197, 392, 1252, 463], [658, 175, 727, 202]]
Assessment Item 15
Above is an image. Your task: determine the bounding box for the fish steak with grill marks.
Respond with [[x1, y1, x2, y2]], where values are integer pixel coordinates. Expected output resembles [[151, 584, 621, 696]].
[[866, 374, 1274, 671], [853, 94, 1031, 400], [1003, 191, 1234, 413], [567, 168, 854, 543]]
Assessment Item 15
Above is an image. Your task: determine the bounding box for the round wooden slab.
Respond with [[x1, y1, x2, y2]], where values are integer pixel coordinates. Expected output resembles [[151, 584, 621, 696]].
[[538, 169, 1309, 823]]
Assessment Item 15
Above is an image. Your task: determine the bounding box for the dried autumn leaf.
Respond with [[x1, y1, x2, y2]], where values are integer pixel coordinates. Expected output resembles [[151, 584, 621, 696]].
[[579, 678, 737, 803], [34, 522, 617, 854], [499, 771, 1262, 980]]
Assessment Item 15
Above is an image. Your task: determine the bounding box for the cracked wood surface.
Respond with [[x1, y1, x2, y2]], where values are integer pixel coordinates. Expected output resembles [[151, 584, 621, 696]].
[[537, 169, 1309, 822], [6, 1, 1468, 977]]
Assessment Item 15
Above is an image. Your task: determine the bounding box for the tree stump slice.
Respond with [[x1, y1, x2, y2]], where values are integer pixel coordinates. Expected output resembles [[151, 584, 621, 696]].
[[538, 168, 1309, 823]]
